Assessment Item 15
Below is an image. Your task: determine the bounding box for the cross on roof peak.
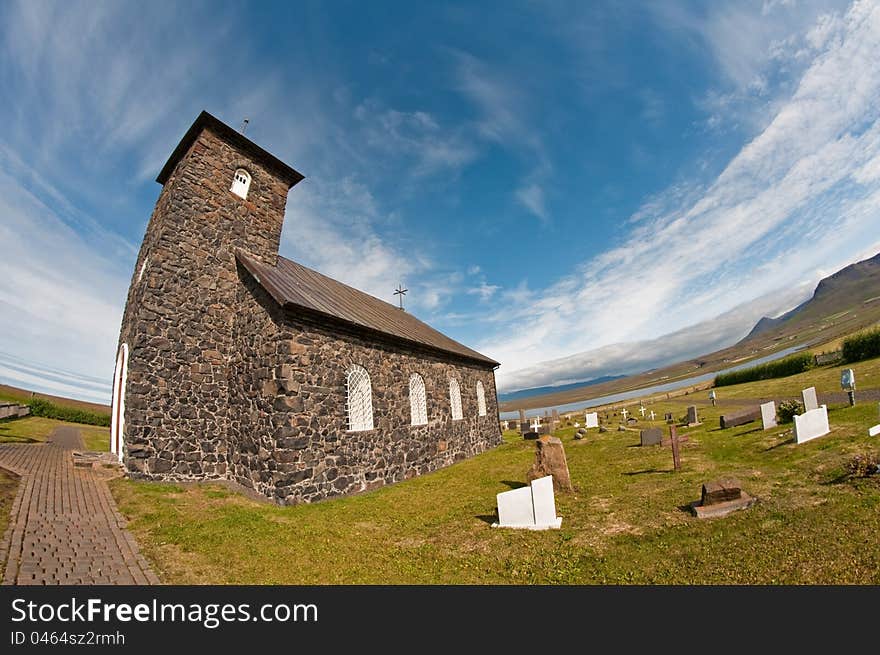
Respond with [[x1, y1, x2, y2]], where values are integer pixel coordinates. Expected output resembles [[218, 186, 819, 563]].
[[393, 282, 408, 310]]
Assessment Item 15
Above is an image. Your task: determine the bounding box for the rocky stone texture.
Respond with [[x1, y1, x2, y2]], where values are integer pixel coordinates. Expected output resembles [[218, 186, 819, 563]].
[[115, 121, 501, 504], [701, 479, 743, 506], [526, 436, 573, 493]]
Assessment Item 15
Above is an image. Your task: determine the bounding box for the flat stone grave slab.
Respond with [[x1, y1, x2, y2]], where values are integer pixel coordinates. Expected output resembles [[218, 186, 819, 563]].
[[761, 401, 777, 430], [719, 407, 760, 429], [690, 478, 756, 518]]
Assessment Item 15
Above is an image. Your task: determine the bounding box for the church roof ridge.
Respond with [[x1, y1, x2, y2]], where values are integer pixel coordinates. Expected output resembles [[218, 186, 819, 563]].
[[236, 250, 500, 368]]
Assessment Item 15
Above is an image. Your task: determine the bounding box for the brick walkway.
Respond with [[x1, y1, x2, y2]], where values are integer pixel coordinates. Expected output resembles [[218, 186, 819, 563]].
[[0, 427, 159, 585]]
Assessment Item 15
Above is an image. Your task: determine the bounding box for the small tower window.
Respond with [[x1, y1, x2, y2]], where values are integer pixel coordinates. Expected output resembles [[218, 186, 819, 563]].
[[449, 378, 463, 421], [230, 168, 251, 199], [476, 381, 487, 417]]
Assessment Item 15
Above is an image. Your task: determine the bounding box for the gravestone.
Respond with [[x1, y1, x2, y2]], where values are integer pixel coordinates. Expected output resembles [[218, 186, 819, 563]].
[[538, 422, 552, 436], [686, 406, 699, 425], [493, 475, 562, 530], [664, 412, 674, 424], [760, 401, 777, 430], [519, 409, 527, 434], [508, 420, 518, 431], [801, 387, 819, 412], [523, 431, 539, 440], [552, 409, 559, 422], [639, 427, 663, 446], [793, 405, 830, 444], [649, 411, 656, 421], [585, 412, 599, 428], [719, 407, 760, 429], [527, 436, 573, 492], [690, 478, 756, 518]]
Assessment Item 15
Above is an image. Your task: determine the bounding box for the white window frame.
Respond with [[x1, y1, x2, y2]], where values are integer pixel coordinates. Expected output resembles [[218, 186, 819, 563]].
[[476, 380, 487, 417], [346, 365, 374, 432], [230, 168, 251, 199], [110, 343, 129, 461], [449, 377, 463, 421], [409, 373, 428, 426]]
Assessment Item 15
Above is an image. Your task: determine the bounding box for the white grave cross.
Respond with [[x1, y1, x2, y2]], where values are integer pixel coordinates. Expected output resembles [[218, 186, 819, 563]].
[[649, 410, 655, 421], [639, 406, 646, 417], [621, 408, 628, 421]]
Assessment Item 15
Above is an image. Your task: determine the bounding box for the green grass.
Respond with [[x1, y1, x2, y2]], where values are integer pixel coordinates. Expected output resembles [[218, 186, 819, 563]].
[[109, 359, 880, 584], [0, 416, 110, 449]]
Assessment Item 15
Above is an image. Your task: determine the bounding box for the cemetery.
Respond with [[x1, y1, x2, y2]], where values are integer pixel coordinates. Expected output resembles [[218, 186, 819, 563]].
[[96, 354, 880, 584]]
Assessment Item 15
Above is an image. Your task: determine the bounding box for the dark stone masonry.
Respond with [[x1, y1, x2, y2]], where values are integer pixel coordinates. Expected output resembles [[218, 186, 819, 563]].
[[113, 111, 502, 504]]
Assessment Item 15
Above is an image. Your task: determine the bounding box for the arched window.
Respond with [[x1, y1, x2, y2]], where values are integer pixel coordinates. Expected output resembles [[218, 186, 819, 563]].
[[476, 381, 487, 417], [346, 365, 374, 431], [110, 343, 129, 462], [230, 168, 251, 199], [409, 373, 428, 426], [449, 377, 463, 420]]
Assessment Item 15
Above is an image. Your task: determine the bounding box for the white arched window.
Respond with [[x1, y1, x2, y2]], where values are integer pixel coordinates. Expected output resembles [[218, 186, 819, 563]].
[[346, 365, 374, 431], [409, 373, 428, 426], [449, 378, 463, 420], [230, 168, 251, 199], [476, 381, 487, 417], [110, 343, 129, 461]]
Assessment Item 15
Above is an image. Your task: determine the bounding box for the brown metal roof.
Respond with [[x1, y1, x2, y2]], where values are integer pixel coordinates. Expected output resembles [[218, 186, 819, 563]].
[[237, 251, 499, 367], [156, 111, 305, 188]]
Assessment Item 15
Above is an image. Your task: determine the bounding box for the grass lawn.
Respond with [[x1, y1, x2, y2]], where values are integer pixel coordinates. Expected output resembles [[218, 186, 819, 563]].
[[0, 416, 109, 450], [110, 356, 880, 584]]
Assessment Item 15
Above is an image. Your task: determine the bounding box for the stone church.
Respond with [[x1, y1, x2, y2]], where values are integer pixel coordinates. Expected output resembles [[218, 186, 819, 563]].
[[109, 111, 502, 504]]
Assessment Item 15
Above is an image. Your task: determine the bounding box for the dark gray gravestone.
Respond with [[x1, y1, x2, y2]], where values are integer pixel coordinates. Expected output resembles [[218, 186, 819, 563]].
[[519, 409, 527, 434], [686, 406, 699, 425], [523, 431, 539, 440], [640, 427, 663, 446], [719, 407, 761, 429]]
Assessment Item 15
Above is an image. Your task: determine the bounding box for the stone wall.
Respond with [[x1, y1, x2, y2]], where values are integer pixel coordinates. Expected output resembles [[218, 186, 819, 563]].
[[226, 267, 502, 504]]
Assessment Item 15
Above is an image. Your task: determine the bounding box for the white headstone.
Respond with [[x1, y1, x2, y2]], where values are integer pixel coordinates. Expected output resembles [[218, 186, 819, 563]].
[[793, 405, 830, 444], [621, 408, 628, 420], [493, 475, 562, 530], [585, 412, 599, 428], [649, 411, 655, 421], [760, 401, 777, 430], [802, 386, 819, 412], [530, 476, 560, 527], [495, 486, 534, 527]]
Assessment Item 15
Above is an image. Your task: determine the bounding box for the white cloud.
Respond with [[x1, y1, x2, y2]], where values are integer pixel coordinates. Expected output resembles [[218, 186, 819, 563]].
[[491, 1, 880, 390], [515, 184, 549, 223]]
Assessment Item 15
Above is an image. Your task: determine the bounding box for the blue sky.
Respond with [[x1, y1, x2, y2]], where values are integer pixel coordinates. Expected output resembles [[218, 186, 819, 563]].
[[3, 0, 880, 403]]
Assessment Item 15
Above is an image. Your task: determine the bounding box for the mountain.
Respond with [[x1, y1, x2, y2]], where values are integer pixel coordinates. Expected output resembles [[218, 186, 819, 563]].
[[497, 375, 625, 403], [740, 251, 880, 346]]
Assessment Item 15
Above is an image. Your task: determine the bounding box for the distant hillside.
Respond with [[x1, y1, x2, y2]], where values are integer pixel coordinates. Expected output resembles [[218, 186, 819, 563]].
[[741, 251, 880, 345], [498, 374, 625, 403], [0, 383, 110, 415]]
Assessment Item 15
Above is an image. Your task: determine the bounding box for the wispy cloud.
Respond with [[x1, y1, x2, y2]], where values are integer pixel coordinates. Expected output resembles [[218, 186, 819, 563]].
[[492, 1, 880, 389], [515, 183, 549, 223]]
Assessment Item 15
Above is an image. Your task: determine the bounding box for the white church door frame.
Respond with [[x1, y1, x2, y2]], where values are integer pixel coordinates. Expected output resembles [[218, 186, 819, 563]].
[[110, 343, 129, 462]]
